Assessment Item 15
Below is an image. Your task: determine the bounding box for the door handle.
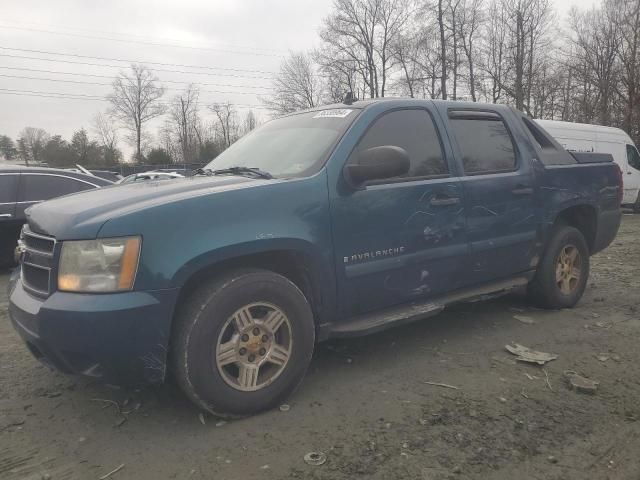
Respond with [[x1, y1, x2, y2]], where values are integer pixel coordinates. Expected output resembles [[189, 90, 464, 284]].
[[430, 195, 460, 206], [511, 186, 534, 195], [0, 213, 13, 218]]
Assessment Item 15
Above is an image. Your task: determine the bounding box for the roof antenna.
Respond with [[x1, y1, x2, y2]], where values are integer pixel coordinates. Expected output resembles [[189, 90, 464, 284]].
[[343, 91, 357, 105]]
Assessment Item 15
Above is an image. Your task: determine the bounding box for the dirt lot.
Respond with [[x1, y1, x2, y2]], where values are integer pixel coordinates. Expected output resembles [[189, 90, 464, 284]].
[[1, 215, 640, 480]]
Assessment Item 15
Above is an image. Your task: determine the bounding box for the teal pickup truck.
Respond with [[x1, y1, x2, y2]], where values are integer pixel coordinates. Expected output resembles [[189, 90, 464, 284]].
[[8, 99, 622, 417]]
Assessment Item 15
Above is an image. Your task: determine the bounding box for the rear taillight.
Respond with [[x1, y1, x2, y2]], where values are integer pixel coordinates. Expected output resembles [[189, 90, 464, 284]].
[[615, 164, 624, 205]]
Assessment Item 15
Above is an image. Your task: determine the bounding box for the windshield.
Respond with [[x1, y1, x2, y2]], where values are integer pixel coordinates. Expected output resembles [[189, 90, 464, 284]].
[[204, 109, 358, 178]]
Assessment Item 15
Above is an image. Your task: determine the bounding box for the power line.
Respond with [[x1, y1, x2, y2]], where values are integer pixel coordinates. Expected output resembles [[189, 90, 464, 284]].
[[0, 53, 274, 80], [0, 46, 276, 75], [1, 19, 288, 55], [0, 87, 269, 109], [0, 24, 285, 58], [0, 66, 273, 90], [0, 73, 270, 96]]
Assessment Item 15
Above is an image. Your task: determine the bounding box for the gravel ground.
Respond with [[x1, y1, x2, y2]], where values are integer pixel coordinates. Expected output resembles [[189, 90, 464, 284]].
[[1, 215, 639, 480]]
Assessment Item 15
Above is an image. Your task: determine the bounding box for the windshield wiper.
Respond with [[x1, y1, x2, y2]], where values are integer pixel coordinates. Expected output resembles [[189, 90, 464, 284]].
[[210, 166, 273, 180]]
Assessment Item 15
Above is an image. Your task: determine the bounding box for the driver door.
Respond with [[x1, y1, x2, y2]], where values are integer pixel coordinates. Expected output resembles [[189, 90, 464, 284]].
[[329, 107, 469, 317]]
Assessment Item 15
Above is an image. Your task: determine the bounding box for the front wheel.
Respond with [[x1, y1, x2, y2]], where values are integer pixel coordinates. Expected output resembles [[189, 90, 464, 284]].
[[528, 226, 590, 309], [172, 269, 315, 417]]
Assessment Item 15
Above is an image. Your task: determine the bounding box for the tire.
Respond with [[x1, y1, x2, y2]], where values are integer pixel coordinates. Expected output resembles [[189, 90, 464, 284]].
[[528, 226, 590, 309], [172, 269, 315, 417]]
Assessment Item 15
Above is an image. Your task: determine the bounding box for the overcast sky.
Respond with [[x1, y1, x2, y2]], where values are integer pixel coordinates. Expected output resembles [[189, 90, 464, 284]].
[[0, 0, 599, 159]]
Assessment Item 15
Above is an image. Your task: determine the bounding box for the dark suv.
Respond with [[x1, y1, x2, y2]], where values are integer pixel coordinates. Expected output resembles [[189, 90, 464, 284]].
[[0, 165, 112, 266]]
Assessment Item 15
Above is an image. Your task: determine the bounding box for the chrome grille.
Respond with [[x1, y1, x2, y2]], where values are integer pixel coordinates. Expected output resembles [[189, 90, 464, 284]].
[[21, 227, 56, 297]]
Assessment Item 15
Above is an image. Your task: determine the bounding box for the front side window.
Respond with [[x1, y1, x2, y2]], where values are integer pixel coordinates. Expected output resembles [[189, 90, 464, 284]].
[[347, 109, 448, 180], [627, 144, 640, 170], [19, 175, 94, 202], [449, 115, 517, 174], [0, 174, 18, 203]]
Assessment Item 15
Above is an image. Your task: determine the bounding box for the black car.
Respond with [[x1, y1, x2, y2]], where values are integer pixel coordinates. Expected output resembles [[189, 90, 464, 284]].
[[0, 165, 113, 266]]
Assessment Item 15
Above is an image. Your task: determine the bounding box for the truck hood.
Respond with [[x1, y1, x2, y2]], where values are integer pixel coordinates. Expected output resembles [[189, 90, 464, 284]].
[[26, 175, 271, 239]]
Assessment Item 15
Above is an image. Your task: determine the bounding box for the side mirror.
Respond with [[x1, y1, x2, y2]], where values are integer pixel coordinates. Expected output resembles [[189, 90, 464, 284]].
[[344, 145, 410, 186]]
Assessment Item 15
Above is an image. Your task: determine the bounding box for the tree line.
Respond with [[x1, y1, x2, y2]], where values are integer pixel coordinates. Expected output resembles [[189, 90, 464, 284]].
[[264, 0, 640, 145], [0, 64, 259, 167]]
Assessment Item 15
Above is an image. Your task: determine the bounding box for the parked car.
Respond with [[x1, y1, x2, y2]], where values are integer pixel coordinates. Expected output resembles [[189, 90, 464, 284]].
[[89, 170, 122, 183], [536, 119, 640, 211], [117, 171, 184, 184], [0, 165, 113, 266], [64, 165, 122, 183], [8, 99, 622, 417]]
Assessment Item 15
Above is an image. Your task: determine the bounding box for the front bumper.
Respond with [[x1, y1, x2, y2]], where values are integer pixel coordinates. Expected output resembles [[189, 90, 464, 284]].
[[8, 277, 179, 386]]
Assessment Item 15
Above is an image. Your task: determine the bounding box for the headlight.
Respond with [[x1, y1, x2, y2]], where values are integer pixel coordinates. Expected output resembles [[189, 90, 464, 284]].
[[58, 237, 141, 293]]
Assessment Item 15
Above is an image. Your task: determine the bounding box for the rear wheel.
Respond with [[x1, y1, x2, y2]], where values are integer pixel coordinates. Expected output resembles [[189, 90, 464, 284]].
[[172, 269, 315, 417], [528, 226, 589, 309]]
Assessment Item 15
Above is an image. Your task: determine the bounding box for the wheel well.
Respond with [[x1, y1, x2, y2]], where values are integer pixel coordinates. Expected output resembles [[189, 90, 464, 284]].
[[175, 250, 322, 322], [555, 205, 597, 253]]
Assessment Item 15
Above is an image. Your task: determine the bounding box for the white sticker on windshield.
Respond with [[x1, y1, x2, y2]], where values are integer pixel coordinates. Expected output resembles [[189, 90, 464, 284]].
[[313, 109, 353, 119]]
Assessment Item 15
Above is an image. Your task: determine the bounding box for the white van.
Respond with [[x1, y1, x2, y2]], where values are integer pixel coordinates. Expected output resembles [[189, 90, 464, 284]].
[[536, 119, 640, 209]]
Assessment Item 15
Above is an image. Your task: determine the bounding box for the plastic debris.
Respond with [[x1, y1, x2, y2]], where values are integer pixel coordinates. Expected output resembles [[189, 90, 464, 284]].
[[304, 452, 327, 466], [279, 404, 290, 412], [565, 371, 599, 394], [198, 413, 206, 425], [423, 381, 459, 390], [98, 464, 125, 480], [513, 315, 536, 325], [505, 344, 558, 365]]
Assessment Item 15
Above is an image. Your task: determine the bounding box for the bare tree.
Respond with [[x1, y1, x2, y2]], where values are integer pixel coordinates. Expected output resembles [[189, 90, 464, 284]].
[[93, 113, 121, 165], [457, 0, 484, 101], [243, 110, 258, 134], [209, 103, 239, 148], [169, 85, 200, 163], [108, 64, 165, 162], [17, 127, 49, 166], [569, 3, 621, 125], [618, 0, 640, 140], [319, 0, 411, 99], [437, 0, 449, 99], [263, 52, 324, 115]]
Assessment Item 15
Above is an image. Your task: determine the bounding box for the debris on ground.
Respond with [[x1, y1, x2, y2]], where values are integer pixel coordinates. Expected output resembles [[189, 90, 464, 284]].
[[596, 353, 610, 362], [114, 416, 127, 428], [513, 315, 536, 325], [215, 420, 227, 427], [198, 413, 206, 425], [423, 381, 459, 390], [304, 451, 327, 466], [505, 344, 558, 365], [565, 371, 599, 394], [98, 463, 125, 479], [542, 368, 554, 392], [279, 404, 291, 412]]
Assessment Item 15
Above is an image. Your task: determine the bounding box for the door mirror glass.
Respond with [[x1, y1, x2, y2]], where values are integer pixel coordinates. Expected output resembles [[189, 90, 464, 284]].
[[344, 145, 410, 186]]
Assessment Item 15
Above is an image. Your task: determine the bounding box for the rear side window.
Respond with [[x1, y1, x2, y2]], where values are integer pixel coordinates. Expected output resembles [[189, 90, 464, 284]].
[[0, 174, 18, 203], [349, 109, 448, 180], [627, 145, 640, 170], [449, 114, 517, 174], [19, 175, 94, 202]]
